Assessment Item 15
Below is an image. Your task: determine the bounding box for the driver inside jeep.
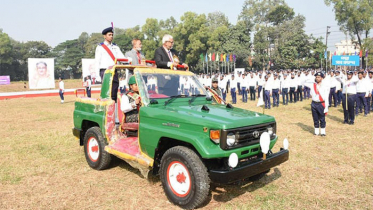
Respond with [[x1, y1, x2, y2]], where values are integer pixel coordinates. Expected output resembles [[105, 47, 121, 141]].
[[120, 76, 141, 136]]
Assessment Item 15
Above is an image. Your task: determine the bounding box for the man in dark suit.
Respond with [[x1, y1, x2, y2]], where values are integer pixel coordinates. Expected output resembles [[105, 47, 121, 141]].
[[154, 34, 188, 70]]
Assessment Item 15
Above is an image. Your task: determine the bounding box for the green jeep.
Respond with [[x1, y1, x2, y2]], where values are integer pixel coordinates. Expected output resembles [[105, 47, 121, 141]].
[[72, 64, 289, 209]]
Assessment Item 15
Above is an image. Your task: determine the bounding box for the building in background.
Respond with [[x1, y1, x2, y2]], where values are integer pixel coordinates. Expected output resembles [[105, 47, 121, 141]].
[[335, 40, 360, 55]]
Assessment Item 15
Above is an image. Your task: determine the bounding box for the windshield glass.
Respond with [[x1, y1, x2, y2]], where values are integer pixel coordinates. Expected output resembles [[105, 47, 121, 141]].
[[138, 72, 208, 101]]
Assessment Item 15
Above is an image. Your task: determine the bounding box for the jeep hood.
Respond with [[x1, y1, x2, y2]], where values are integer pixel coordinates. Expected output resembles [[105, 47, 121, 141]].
[[144, 104, 275, 129]]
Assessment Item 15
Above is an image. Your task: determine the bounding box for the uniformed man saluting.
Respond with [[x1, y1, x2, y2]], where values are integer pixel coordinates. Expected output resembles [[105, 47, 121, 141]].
[[303, 72, 329, 136]]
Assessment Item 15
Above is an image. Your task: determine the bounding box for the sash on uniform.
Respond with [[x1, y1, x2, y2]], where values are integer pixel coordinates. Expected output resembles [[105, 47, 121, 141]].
[[313, 83, 327, 115], [100, 43, 116, 62]]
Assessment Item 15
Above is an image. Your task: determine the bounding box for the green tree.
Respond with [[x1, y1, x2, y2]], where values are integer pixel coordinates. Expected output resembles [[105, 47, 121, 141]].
[[266, 5, 295, 25], [52, 39, 84, 79], [239, 0, 286, 31], [0, 31, 13, 78], [141, 18, 161, 60]]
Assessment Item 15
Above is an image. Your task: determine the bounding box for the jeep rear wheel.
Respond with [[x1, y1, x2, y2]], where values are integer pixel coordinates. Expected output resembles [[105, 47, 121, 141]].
[[160, 146, 210, 209], [83, 127, 111, 170]]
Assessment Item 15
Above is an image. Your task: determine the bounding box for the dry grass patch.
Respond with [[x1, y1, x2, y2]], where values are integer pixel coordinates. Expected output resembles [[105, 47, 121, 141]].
[[0, 93, 372, 209]]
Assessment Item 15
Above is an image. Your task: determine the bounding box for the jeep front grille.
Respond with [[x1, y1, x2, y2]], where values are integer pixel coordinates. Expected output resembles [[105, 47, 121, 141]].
[[220, 122, 276, 150]]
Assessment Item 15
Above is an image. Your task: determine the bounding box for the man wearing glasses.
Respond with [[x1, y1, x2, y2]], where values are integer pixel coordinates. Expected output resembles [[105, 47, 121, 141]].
[[154, 34, 188, 70]]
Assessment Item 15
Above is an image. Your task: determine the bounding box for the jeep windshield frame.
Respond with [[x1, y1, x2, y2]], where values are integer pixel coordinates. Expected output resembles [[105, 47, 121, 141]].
[[134, 68, 208, 106]]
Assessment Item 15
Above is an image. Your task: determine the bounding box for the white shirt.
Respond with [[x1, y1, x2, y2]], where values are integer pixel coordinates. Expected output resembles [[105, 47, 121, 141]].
[[368, 77, 373, 91], [303, 80, 330, 112], [219, 77, 227, 91], [289, 77, 298, 88], [257, 77, 265, 86], [356, 79, 370, 96], [86, 79, 92, 90], [59, 81, 64, 91], [230, 78, 237, 89], [119, 79, 128, 89], [95, 41, 126, 81], [336, 76, 359, 94], [248, 77, 257, 87], [121, 94, 137, 113], [241, 77, 248, 87], [296, 76, 303, 86], [281, 77, 290, 89], [263, 80, 272, 94], [272, 78, 281, 89]]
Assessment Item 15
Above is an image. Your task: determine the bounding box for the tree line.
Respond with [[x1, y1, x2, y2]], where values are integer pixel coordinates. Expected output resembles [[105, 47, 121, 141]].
[[0, 0, 372, 81]]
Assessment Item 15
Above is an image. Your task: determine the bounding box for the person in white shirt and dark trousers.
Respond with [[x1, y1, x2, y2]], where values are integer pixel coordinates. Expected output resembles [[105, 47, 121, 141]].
[[336, 71, 359, 125], [335, 71, 343, 106], [58, 77, 64, 104], [230, 75, 238, 104], [289, 73, 298, 103], [281, 73, 290, 105], [303, 72, 329, 136], [257, 74, 264, 100], [95, 26, 127, 102], [328, 71, 338, 107], [355, 72, 370, 116], [219, 75, 227, 101], [272, 74, 281, 107], [85, 76, 92, 98], [248, 73, 257, 101], [241, 74, 248, 102], [263, 75, 272, 109]]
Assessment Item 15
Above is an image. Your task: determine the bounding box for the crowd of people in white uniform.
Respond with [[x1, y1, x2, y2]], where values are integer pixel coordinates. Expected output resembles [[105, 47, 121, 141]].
[[197, 69, 373, 117]]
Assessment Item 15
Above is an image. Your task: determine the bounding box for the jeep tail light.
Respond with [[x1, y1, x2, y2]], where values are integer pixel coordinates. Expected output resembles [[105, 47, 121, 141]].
[[210, 130, 220, 144]]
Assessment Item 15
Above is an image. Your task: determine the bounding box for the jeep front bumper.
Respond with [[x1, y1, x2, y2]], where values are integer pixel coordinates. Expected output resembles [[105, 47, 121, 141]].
[[209, 149, 289, 184]]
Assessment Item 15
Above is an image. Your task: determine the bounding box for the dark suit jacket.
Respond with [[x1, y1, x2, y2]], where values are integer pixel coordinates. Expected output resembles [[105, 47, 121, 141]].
[[154, 47, 182, 69]]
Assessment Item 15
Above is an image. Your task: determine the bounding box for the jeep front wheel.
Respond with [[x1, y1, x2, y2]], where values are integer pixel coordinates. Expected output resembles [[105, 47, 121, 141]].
[[83, 127, 111, 170], [160, 146, 210, 209]]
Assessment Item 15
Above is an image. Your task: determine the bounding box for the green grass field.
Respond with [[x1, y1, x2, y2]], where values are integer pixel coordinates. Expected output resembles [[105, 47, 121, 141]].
[[0, 91, 372, 209]]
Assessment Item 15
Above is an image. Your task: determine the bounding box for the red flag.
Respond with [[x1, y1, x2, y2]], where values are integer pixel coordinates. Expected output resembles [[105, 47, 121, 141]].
[[229, 54, 233, 62], [359, 50, 362, 57], [212, 53, 215, 61], [334, 51, 336, 55]]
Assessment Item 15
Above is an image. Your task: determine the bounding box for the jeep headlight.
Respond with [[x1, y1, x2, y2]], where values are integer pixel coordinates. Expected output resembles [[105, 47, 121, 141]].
[[227, 132, 236, 146], [267, 127, 273, 135]]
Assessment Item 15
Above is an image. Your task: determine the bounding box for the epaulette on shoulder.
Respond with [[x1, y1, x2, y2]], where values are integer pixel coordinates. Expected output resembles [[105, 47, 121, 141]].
[[112, 43, 117, 46], [99, 42, 104, 46]]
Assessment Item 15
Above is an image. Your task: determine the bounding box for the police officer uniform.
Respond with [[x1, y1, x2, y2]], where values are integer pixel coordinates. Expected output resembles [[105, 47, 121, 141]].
[[263, 75, 272, 109], [303, 72, 329, 136], [230, 75, 237, 104], [281, 74, 290, 105], [289, 73, 297, 103], [336, 71, 359, 124], [272, 74, 280, 107], [95, 27, 127, 101]]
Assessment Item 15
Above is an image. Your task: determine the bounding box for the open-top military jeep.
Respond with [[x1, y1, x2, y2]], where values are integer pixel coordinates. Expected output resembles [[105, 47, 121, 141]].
[[72, 63, 289, 209]]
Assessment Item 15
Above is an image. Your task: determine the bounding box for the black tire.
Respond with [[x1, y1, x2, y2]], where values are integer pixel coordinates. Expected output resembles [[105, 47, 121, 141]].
[[83, 126, 111, 170], [248, 169, 270, 182], [160, 146, 210, 209]]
